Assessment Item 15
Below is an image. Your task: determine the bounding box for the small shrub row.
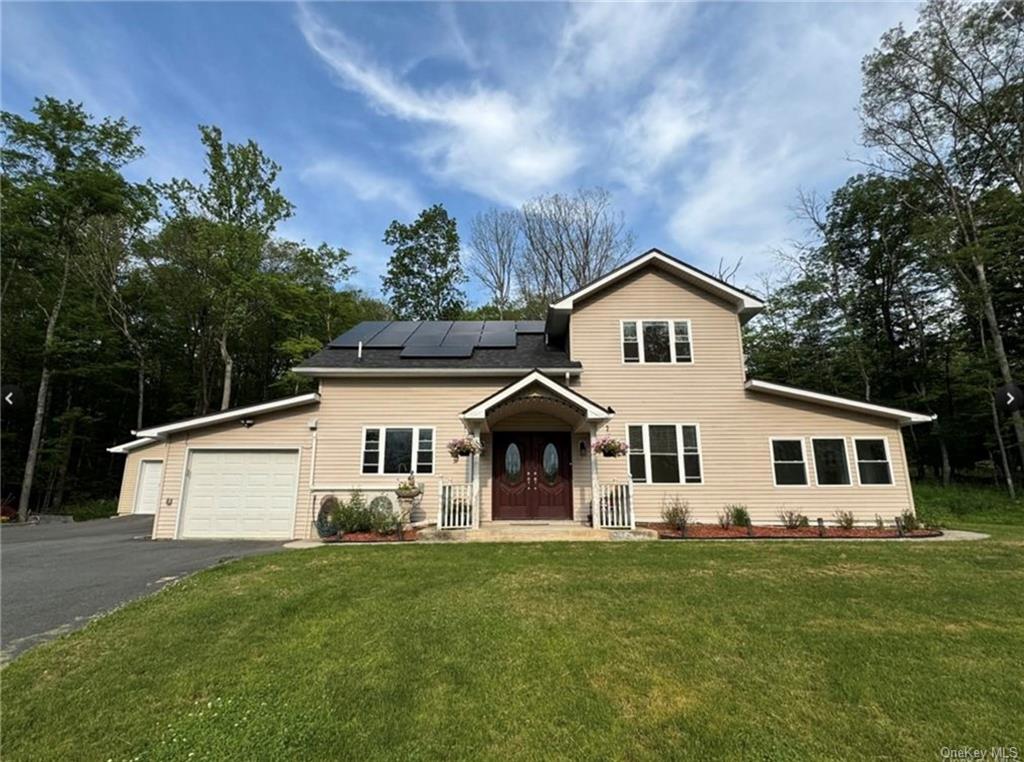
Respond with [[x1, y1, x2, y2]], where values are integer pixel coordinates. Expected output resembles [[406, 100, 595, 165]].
[[656, 501, 922, 533], [315, 493, 405, 538], [61, 499, 118, 522]]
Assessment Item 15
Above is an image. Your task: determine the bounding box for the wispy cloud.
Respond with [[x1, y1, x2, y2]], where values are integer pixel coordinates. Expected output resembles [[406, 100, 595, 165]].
[[300, 155, 425, 217], [296, 3, 580, 204]]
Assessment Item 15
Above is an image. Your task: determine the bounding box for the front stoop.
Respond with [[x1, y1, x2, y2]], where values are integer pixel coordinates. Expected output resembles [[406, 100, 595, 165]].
[[420, 522, 658, 543]]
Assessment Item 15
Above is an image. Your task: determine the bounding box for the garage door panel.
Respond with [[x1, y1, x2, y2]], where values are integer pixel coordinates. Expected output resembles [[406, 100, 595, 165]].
[[180, 450, 299, 539]]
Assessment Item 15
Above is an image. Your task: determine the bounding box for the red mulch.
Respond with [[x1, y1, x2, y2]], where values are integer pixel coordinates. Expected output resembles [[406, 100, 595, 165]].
[[322, 529, 419, 543], [645, 522, 941, 540]]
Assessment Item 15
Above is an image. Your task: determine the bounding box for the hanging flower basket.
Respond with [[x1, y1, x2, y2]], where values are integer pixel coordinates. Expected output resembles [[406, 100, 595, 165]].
[[447, 436, 482, 461], [592, 436, 628, 457]]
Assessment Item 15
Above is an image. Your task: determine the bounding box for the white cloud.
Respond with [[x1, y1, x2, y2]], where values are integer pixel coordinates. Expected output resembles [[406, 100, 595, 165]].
[[296, 3, 581, 204], [300, 155, 425, 217]]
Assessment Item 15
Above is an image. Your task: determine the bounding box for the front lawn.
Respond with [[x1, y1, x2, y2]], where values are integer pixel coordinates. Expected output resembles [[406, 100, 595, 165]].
[[3, 526, 1023, 761]]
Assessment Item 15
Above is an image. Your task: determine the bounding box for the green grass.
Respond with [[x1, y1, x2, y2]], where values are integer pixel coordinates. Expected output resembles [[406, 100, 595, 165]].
[[59, 498, 118, 522], [4, 521, 1023, 761], [914, 481, 1024, 539]]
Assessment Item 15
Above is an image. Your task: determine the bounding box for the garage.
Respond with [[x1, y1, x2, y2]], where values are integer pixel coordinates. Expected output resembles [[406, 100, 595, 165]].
[[179, 449, 300, 539]]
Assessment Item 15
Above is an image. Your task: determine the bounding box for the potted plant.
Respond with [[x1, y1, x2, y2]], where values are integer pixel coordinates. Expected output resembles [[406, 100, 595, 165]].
[[592, 435, 628, 457], [447, 436, 482, 461], [394, 474, 422, 514]]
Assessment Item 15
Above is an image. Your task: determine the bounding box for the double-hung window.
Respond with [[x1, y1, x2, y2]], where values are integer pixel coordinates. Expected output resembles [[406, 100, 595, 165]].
[[626, 424, 702, 484], [854, 438, 893, 485], [770, 438, 808, 486], [621, 320, 693, 364], [362, 426, 434, 475], [812, 438, 851, 486]]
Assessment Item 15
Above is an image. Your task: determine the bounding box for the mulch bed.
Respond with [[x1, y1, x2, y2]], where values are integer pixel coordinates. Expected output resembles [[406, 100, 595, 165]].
[[646, 523, 942, 540], [322, 529, 420, 543]]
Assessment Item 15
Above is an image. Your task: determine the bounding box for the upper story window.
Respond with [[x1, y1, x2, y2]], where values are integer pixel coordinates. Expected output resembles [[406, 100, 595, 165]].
[[621, 320, 693, 364], [362, 426, 434, 475]]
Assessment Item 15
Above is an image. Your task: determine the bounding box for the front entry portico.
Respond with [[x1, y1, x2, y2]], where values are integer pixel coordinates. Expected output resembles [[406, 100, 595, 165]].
[[492, 431, 573, 520]]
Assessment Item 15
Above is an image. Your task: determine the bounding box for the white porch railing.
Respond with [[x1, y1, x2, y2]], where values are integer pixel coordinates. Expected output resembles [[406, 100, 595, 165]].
[[438, 481, 474, 529], [596, 482, 634, 530]]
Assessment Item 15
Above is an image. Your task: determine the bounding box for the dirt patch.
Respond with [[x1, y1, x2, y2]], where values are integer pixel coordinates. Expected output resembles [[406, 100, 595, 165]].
[[646, 523, 942, 540]]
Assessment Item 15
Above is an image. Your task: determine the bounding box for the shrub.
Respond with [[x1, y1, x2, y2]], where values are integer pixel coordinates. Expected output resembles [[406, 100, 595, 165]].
[[778, 509, 807, 530], [834, 510, 856, 530], [874, 514, 885, 530], [61, 499, 117, 522], [727, 504, 751, 528], [661, 498, 691, 532], [717, 508, 733, 529], [337, 492, 373, 534], [900, 509, 920, 531], [315, 496, 341, 538]]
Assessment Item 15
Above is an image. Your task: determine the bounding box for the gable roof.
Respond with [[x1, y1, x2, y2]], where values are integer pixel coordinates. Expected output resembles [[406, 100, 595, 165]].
[[129, 393, 320, 440], [745, 380, 935, 426], [461, 369, 613, 422], [549, 248, 765, 319]]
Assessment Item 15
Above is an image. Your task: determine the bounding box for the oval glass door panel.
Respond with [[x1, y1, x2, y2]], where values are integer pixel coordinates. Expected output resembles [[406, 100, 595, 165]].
[[542, 443, 559, 484], [505, 443, 522, 484]]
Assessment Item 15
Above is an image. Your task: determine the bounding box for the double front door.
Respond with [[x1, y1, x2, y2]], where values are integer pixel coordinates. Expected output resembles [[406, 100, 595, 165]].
[[492, 432, 572, 520]]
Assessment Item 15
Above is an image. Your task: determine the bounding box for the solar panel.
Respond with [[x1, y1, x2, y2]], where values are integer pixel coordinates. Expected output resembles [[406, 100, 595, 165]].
[[365, 321, 419, 348], [478, 320, 517, 347], [444, 321, 483, 345], [400, 343, 474, 358], [515, 320, 546, 334], [329, 321, 390, 348], [405, 321, 453, 345]]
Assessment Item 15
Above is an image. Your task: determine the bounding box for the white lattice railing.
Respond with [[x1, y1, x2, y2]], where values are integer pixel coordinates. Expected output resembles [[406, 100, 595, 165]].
[[438, 482, 474, 529], [597, 482, 634, 530]]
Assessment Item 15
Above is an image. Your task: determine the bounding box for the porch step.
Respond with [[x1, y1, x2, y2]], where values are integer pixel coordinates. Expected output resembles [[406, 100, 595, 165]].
[[419, 523, 658, 543]]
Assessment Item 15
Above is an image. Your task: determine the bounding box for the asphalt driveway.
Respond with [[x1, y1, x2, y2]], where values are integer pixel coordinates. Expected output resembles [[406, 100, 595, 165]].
[[1, 516, 284, 662]]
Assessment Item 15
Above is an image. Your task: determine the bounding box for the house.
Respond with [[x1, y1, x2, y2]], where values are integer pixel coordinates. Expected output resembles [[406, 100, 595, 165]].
[[110, 248, 934, 540]]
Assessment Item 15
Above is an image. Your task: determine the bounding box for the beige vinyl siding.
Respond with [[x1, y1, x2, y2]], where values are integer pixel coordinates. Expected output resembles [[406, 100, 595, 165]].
[[569, 267, 916, 524], [116, 443, 167, 515], [151, 407, 317, 539]]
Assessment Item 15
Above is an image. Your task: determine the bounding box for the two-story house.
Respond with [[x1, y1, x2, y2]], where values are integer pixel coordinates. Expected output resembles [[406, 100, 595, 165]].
[[110, 249, 933, 539]]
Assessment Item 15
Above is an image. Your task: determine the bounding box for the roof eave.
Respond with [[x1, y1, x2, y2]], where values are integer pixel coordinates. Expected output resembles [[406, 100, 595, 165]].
[[292, 366, 582, 377], [134, 393, 320, 438], [745, 380, 936, 426]]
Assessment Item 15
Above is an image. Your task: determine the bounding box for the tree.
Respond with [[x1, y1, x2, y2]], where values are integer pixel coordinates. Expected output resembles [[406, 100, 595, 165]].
[[518, 187, 635, 306], [467, 208, 520, 319], [381, 204, 466, 320], [2, 97, 149, 521], [163, 125, 294, 409], [860, 0, 1024, 467]]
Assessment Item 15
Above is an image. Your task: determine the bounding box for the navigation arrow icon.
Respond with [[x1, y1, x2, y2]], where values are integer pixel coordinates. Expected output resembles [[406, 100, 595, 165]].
[[3, 393, 12, 406], [995, 382, 1023, 414]]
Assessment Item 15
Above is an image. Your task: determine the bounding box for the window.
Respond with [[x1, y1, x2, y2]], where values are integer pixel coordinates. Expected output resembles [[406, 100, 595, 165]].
[[812, 438, 851, 485], [771, 439, 808, 486], [855, 438, 893, 485], [362, 427, 434, 475], [626, 424, 703, 484], [621, 320, 693, 364]]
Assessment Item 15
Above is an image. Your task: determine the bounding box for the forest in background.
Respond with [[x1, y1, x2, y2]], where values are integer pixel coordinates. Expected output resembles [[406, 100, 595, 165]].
[[1, 0, 1021, 517]]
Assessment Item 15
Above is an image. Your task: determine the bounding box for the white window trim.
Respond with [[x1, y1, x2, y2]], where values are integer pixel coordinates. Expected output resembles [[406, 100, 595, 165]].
[[810, 436, 853, 487], [768, 437, 809, 488], [852, 436, 895, 487], [619, 319, 694, 365], [361, 426, 436, 476], [625, 423, 704, 486]]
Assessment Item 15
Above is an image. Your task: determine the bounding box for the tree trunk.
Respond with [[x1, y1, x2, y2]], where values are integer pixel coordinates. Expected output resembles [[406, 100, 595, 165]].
[[991, 394, 1016, 500], [939, 437, 952, 488], [975, 258, 1024, 470], [136, 358, 145, 432], [219, 331, 233, 411], [18, 253, 70, 522]]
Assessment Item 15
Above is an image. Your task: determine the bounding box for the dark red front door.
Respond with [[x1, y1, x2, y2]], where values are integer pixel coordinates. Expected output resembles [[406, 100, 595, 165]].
[[492, 432, 572, 520]]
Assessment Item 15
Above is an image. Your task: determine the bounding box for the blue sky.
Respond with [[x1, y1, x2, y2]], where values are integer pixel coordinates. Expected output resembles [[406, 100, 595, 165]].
[[2, 2, 920, 301]]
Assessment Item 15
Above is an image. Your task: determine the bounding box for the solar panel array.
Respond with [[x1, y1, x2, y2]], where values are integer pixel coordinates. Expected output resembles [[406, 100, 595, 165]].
[[329, 320, 543, 358]]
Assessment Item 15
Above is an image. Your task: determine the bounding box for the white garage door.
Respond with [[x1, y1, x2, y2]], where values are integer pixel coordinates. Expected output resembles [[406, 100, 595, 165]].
[[179, 450, 299, 539], [134, 460, 163, 515]]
